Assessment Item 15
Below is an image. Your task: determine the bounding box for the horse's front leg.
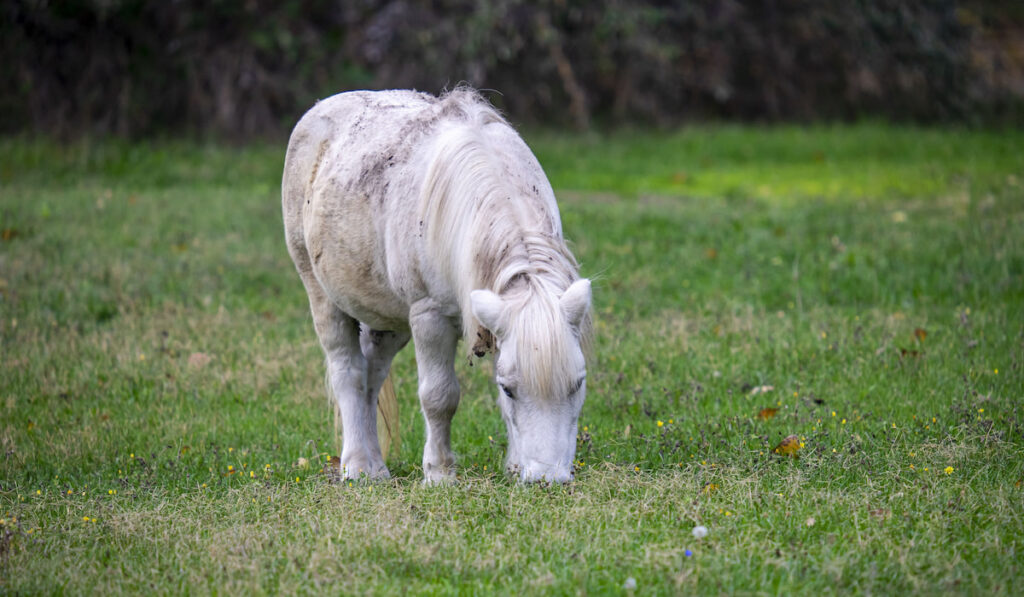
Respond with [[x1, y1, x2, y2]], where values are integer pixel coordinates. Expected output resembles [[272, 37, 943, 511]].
[[409, 301, 460, 484]]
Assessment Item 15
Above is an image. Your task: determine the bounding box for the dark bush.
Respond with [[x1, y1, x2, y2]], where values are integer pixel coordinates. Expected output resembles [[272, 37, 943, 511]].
[[1, 0, 1019, 138]]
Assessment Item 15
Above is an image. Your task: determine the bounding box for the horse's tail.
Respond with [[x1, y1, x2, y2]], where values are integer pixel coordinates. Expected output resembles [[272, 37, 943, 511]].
[[328, 367, 401, 462], [376, 374, 400, 460]]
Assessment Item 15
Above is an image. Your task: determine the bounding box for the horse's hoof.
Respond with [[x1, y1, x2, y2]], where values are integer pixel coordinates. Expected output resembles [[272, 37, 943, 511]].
[[422, 464, 457, 485], [329, 458, 389, 483]]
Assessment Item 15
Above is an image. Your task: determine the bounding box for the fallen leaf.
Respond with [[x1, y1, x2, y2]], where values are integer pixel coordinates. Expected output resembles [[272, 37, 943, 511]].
[[704, 248, 718, 260], [899, 348, 922, 359], [1, 228, 19, 241], [758, 407, 778, 420], [750, 385, 775, 396], [323, 456, 343, 484], [914, 328, 927, 342], [772, 434, 801, 458], [869, 508, 891, 520], [188, 352, 212, 368]]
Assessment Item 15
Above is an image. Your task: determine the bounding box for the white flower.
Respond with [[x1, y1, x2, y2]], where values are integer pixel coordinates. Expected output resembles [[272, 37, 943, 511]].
[[623, 577, 637, 590], [692, 525, 709, 539]]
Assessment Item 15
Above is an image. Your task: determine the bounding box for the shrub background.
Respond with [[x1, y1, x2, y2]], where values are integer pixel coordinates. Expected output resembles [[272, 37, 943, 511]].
[[3, 0, 1022, 138]]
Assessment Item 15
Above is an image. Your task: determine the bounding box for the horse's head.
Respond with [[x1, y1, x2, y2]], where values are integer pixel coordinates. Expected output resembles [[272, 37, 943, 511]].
[[471, 278, 591, 483]]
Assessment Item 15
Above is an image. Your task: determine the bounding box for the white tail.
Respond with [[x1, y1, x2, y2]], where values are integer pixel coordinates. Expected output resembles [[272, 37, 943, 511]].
[[376, 375, 400, 460]]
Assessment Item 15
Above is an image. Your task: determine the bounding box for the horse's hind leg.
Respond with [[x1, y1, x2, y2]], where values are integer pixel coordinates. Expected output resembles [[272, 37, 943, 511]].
[[409, 300, 460, 484], [359, 327, 411, 447], [299, 275, 390, 479]]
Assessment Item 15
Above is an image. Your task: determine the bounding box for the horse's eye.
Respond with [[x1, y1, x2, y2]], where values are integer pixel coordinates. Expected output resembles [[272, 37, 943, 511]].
[[501, 385, 515, 400]]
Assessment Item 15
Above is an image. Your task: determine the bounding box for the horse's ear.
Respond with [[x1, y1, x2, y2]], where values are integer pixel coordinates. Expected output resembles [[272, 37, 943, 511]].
[[470, 289, 506, 337], [560, 279, 592, 329]]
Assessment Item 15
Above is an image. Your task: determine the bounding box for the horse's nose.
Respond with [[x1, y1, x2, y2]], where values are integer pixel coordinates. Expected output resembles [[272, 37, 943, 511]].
[[521, 461, 573, 484]]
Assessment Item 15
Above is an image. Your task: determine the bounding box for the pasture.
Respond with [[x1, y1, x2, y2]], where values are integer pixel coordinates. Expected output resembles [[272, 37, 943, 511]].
[[1, 125, 1022, 594]]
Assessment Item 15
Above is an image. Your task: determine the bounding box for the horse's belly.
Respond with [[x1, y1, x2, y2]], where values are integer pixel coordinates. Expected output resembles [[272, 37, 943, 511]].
[[304, 191, 410, 331]]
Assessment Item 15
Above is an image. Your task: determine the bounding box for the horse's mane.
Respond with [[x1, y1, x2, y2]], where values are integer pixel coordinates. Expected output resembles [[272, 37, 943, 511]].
[[419, 88, 592, 398]]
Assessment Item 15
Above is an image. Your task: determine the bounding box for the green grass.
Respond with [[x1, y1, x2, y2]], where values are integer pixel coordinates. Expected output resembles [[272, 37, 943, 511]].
[[1, 124, 1022, 594]]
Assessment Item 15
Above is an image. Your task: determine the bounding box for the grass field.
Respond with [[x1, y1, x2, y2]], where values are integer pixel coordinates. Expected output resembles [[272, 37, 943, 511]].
[[1, 124, 1022, 594]]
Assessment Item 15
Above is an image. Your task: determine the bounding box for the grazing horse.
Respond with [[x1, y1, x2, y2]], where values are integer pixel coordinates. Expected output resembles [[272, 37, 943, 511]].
[[282, 88, 592, 483]]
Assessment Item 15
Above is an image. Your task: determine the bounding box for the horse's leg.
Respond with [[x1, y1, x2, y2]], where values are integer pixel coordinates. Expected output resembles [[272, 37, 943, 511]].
[[409, 301, 460, 484], [359, 326, 411, 433], [300, 276, 390, 479]]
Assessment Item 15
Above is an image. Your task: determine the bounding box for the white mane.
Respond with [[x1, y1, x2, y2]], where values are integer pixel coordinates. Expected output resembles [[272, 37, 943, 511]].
[[418, 90, 590, 398]]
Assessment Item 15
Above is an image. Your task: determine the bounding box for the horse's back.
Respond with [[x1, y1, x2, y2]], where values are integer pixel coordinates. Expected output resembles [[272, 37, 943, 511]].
[[282, 90, 439, 330], [282, 90, 436, 230]]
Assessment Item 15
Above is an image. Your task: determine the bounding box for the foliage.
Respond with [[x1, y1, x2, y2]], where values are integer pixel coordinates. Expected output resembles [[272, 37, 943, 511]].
[[0, 126, 1022, 593], [2, 1, 1020, 138]]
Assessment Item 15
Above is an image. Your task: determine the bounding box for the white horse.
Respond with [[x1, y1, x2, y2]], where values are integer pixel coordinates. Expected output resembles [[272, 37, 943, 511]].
[[282, 88, 592, 483]]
